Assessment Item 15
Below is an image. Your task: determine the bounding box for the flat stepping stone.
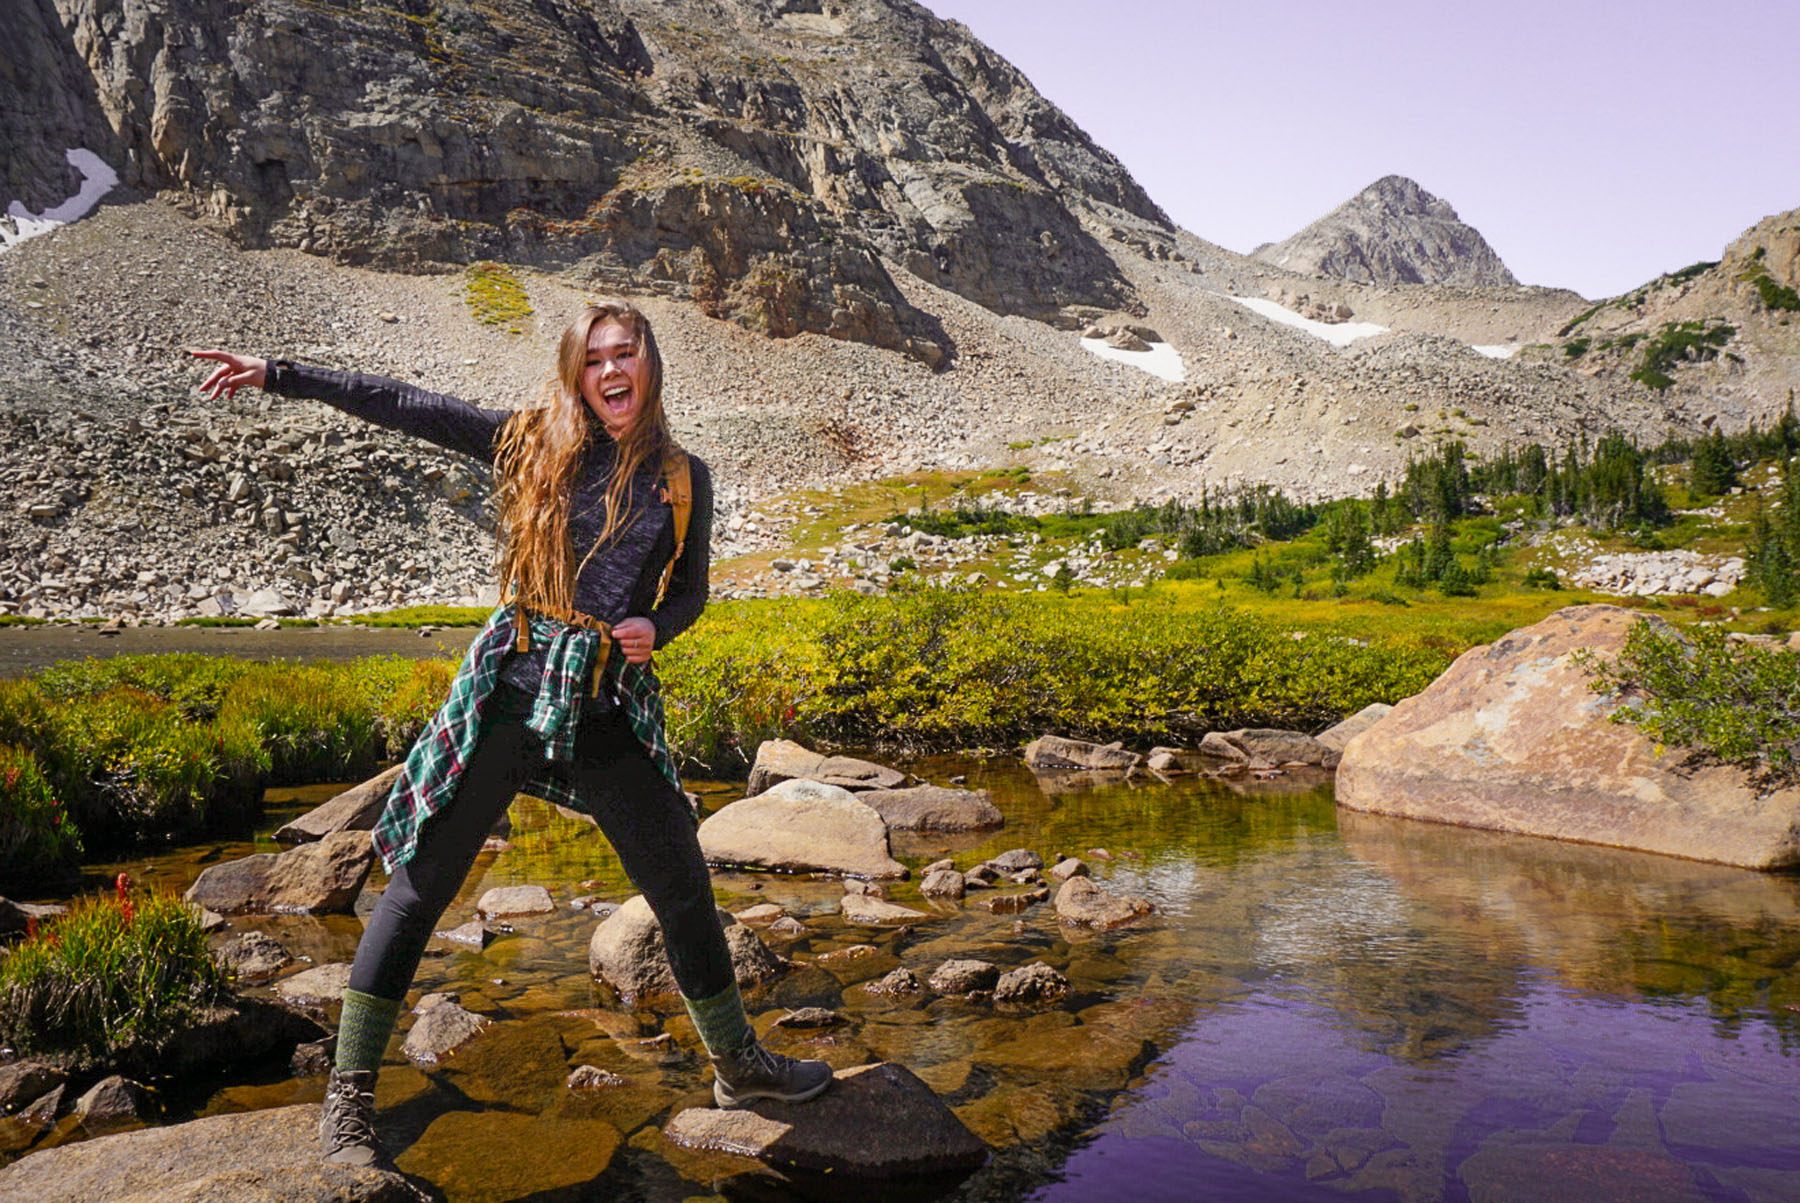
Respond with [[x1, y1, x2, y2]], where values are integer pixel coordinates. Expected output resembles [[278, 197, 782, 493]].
[[840, 894, 929, 926], [663, 1062, 987, 1177], [476, 885, 555, 918], [700, 780, 906, 879], [274, 962, 353, 1005]]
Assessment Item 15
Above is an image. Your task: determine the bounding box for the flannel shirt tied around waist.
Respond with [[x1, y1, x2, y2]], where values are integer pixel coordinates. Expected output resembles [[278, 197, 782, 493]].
[[372, 603, 683, 873]]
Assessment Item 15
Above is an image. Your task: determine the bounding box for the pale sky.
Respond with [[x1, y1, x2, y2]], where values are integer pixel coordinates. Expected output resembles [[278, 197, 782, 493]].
[[925, 0, 1800, 300]]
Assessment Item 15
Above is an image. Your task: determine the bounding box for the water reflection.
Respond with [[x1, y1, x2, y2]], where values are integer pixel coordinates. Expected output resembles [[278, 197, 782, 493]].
[[21, 759, 1800, 1201]]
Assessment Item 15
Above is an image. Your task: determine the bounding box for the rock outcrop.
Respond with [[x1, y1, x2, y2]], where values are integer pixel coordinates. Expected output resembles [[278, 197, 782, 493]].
[[1253, 175, 1519, 287], [1336, 605, 1800, 869]]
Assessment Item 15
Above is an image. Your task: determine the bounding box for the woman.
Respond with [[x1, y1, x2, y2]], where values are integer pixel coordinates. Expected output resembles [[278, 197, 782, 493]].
[[191, 302, 830, 1169]]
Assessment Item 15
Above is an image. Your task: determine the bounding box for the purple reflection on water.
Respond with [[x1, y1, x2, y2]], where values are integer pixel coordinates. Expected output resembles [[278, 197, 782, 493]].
[[1031, 979, 1800, 1203]]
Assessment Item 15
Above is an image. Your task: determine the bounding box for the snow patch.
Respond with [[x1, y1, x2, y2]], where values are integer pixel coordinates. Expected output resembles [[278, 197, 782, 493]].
[[1080, 337, 1185, 382], [1472, 344, 1520, 359], [1229, 296, 1388, 347], [2, 149, 119, 252]]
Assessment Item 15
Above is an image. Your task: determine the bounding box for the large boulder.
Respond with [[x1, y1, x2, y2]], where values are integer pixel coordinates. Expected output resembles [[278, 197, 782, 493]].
[[274, 765, 401, 844], [662, 1062, 987, 1177], [184, 830, 374, 913], [1023, 735, 1140, 771], [700, 779, 906, 880], [855, 785, 1004, 833], [0, 1104, 428, 1202], [1336, 605, 1800, 869], [745, 739, 907, 796], [588, 895, 784, 1003]]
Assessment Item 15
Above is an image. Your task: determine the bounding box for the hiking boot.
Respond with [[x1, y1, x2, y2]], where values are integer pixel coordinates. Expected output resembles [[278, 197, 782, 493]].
[[710, 1039, 833, 1109], [319, 1067, 387, 1167]]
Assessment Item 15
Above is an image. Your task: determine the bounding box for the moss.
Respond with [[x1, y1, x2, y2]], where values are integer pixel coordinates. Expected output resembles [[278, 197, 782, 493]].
[[464, 261, 532, 330]]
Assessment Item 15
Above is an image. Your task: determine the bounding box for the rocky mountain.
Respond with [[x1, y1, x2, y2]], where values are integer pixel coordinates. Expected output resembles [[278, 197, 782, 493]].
[[1252, 175, 1519, 288], [5, 0, 1177, 366], [0, 2, 1793, 622]]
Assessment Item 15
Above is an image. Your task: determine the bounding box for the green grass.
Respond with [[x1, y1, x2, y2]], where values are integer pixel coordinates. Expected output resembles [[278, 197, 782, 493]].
[[0, 886, 230, 1069], [464, 261, 533, 332]]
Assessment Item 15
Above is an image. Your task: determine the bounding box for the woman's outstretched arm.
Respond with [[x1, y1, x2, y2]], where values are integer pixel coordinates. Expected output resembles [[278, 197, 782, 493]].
[[189, 349, 510, 464]]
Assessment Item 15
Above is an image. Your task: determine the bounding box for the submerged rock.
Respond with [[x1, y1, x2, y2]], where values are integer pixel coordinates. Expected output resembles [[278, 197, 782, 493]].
[[1023, 735, 1141, 771], [0, 1103, 428, 1201], [746, 739, 908, 796], [588, 895, 784, 1002], [216, 930, 294, 983], [1055, 877, 1153, 928], [700, 779, 907, 880], [840, 893, 930, 926], [274, 765, 401, 844], [1336, 605, 1800, 869], [184, 830, 374, 914], [663, 1062, 987, 1177], [275, 962, 353, 1005]]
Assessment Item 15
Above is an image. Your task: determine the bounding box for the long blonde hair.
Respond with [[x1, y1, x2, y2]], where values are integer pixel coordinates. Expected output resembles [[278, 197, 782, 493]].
[[494, 302, 673, 617]]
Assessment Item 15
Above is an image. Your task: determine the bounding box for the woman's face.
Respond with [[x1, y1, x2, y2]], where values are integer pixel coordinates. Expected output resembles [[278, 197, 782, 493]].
[[579, 320, 651, 437]]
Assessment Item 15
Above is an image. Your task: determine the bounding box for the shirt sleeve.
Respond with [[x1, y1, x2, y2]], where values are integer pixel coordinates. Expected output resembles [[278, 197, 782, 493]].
[[649, 455, 713, 649], [264, 360, 510, 463]]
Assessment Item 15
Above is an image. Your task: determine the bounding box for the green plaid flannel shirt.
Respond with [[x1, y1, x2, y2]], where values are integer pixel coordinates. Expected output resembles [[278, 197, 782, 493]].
[[372, 603, 682, 873]]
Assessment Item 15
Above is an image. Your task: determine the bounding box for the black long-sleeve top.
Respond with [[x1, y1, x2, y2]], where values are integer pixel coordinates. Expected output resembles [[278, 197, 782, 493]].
[[265, 361, 712, 650]]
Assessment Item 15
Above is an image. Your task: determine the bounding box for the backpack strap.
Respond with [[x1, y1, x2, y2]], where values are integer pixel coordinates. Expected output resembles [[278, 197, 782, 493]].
[[655, 449, 693, 609]]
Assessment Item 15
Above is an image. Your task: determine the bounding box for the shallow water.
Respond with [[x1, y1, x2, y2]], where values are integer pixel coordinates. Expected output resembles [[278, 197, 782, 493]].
[[36, 761, 1800, 1201]]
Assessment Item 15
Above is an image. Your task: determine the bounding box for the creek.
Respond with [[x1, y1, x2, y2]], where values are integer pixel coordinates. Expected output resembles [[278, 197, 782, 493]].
[[37, 756, 1800, 1202]]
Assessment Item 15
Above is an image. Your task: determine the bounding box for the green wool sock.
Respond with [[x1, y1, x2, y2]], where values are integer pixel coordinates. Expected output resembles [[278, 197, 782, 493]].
[[682, 981, 752, 1057], [335, 988, 404, 1073]]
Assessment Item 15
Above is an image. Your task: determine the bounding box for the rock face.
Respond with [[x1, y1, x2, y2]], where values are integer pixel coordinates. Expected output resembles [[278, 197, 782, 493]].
[[1336, 605, 1800, 869], [587, 895, 784, 1002], [662, 1062, 987, 1177], [14, 0, 1166, 362], [700, 779, 906, 879], [746, 740, 907, 796], [1252, 175, 1519, 287], [274, 765, 401, 844], [0, 1103, 428, 1202], [184, 830, 374, 913], [854, 784, 1004, 832]]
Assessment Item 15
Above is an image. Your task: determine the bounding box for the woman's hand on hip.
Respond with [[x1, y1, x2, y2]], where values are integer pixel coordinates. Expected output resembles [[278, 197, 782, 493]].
[[613, 617, 656, 664], [187, 349, 268, 400]]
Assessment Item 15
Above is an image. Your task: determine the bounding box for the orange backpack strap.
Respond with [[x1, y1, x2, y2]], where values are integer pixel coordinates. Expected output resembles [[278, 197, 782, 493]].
[[655, 449, 693, 608]]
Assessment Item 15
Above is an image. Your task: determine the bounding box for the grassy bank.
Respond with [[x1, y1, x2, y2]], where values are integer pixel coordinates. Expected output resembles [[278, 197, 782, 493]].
[[2, 589, 1461, 883], [1, 655, 454, 886]]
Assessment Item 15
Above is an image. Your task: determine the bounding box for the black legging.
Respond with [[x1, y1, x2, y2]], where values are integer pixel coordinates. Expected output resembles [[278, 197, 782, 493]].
[[347, 683, 731, 1001]]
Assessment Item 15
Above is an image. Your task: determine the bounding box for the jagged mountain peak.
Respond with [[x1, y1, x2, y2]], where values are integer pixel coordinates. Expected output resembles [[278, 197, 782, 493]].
[[1253, 175, 1518, 288]]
